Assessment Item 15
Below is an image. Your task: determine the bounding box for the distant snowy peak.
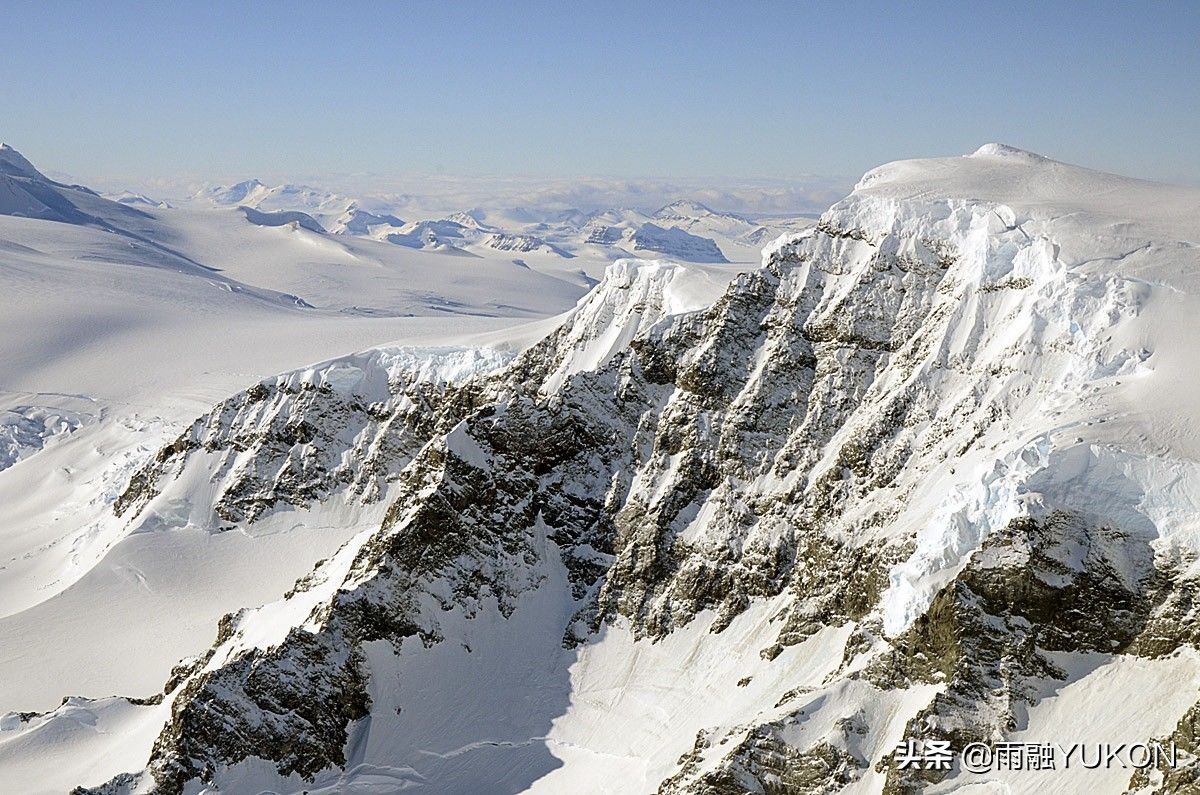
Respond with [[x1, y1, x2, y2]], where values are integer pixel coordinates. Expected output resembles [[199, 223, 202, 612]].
[[239, 205, 326, 233], [483, 232, 573, 258], [585, 207, 652, 226], [739, 225, 782, 246], [398, 218, 468, 239], [650, 198, 758, 242], [202, 178, 268, 205], [446, 211, 493, 230], [572, 209, 651, 246], [198, 180, 356, 225], [652, 199, 746, 223], [739, 216, 815, 247], [631, 222, 729, 263], [968, 142, 1052, 162], [583, 223, 625, 245], [549, 207, 599, 228], [654, 198, 713, 217], [257, 183, 352, 215], [382, 218, 474, 252], [106, 191, 170, 209], [328, 207, 404, 235]]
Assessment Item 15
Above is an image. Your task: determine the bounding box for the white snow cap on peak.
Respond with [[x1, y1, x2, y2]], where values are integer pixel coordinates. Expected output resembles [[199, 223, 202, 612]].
[[848, 143, 1200, 235], [968, 143, 1051, 162], [656, 199, 716, 216]]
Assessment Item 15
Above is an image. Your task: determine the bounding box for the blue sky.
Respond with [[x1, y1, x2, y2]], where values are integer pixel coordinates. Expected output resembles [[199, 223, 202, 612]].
[[4, 1, 1198, 184]]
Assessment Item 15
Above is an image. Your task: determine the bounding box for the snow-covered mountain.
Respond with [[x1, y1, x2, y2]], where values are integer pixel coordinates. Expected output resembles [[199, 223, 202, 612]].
[[239, 205, 327, 233], [0, 148, 612, 783], [380, 218, 474, 252], [188, 177, 811, 264], [483, 232, 574, 258], [196, 179, 358, 229], [5, 144, 1200, 794], [199, 177, 267, 205], [328, 207, 406, 236], [0, 144, 317, 294], [105, 191, 171, 209], [630, 221, 731, 263], [652, 199, 758, 239], [0, 142, 151, 228]]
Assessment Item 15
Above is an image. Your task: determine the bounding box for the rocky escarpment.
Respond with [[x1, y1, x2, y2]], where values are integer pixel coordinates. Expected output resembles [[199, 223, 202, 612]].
[[79, 149, 1200, 793]]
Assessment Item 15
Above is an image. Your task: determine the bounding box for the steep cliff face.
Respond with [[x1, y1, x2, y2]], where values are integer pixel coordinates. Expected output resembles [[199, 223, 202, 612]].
[[58, 147, 1200, 793]]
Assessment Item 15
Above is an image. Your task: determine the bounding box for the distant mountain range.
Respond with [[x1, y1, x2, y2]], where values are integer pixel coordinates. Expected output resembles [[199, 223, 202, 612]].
[[190, 176, 814, 263]]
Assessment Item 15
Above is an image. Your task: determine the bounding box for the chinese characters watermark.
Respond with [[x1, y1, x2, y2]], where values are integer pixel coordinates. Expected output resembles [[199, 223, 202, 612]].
[[894, 739, 1182, 773]]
